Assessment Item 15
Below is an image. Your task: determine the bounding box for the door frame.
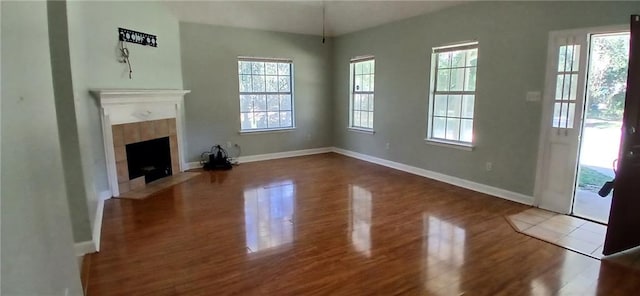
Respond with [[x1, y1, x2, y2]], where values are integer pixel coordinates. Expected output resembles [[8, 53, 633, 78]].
[[571, 29, 631, 221], [534, 24, 627, 213]]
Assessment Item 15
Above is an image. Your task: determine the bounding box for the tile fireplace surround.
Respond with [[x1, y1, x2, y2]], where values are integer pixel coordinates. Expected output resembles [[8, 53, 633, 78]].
[[113, 119, 179, 194], [91, 89, 190, 197]]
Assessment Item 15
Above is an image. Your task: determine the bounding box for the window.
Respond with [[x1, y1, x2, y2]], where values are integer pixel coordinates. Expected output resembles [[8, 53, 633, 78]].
[[552, 43, 580, 128], [428, 42, 478, 145], [349, 57, 375, 130], [238, 58, 293, 132]]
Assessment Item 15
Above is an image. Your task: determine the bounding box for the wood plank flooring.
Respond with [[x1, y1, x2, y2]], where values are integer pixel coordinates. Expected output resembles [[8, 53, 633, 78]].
[[85, 153, 640, 295]]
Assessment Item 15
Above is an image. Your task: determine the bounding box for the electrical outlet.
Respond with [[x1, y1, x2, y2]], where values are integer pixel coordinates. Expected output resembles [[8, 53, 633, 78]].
[[226, 141, 232, 148], [306, 133, 311, 141], [526, 91, 541, 102], [385, 142, 390, 150], [485, 162, 493, 171]]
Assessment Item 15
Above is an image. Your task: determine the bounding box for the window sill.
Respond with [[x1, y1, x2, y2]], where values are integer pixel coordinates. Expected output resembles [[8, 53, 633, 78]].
[[348, 127, 375, 135], [239, 127, 296, 135], [425, 139, 474, 151]]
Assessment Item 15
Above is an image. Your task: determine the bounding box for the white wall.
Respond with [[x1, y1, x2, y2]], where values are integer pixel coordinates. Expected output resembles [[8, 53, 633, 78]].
[[1, 1, 83, 294]]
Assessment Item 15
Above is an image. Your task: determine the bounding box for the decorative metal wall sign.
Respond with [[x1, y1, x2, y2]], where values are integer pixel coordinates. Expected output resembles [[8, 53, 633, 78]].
[[118, 28, 157, 47]]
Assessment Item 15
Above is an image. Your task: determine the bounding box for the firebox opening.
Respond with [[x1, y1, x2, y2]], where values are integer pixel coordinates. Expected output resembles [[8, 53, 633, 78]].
[[126, 137, 172, 184]]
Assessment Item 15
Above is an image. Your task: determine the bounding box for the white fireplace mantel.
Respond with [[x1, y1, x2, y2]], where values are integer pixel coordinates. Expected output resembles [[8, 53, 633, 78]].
[[90, 89, 190, 197], [92, 89, 190, 104]]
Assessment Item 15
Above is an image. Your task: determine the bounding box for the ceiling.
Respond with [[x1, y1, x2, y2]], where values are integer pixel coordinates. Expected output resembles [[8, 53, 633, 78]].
[[164, 1, 465, 37]]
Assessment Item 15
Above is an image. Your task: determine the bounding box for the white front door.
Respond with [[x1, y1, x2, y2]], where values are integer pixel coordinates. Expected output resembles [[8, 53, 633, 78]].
[[535, 26, 627, 214], [535, 30, 589, 213]]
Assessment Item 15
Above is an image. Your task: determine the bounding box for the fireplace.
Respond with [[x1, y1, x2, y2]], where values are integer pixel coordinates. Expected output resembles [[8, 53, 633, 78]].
[[91, 89, 190, 197], [126, 137, 172, 184], [113, 118, 181, 194]]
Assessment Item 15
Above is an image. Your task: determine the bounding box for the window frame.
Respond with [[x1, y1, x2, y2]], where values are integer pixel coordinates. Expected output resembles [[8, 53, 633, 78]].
[[237, 57, 295, 133], [426, 42, 479, 149], [349, 56, 375, 132]]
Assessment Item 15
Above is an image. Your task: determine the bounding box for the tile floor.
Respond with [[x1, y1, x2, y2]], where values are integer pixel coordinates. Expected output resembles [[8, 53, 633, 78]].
[[574, 188, 612, 224], [508, 208, 640, 271], [507, 208, 606, 259], [116, 172, 202, 199]]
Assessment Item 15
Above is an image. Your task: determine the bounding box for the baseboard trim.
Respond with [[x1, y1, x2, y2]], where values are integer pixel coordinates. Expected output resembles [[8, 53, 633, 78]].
[[331, 147, 533, 206], [74, 241, 96, 257], [186, 147, 332, 169], [98, 190, 111, 201], [185, 146, 531, 205], [75, 191, 110, 257], [238, 147, 332, 163], [93, 190, 110, 252], [185, 161, 202, 170]]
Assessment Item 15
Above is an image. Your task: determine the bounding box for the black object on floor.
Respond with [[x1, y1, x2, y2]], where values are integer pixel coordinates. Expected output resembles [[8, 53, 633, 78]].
[[202, 145, 232, 171]]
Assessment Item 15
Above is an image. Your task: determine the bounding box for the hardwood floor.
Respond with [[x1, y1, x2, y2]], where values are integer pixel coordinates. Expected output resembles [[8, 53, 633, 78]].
[[85, 153, 640, 295]]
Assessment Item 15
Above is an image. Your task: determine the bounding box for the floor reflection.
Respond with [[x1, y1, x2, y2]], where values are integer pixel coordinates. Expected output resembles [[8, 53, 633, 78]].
[[208, 170, 229, 184], [422, 214, 466, 295], [531, 252, 604, 295], [530, 278, 554, 295], [349, 185, 372, 257], [244, 180, 295, 254], [530, 254, 582, 295]]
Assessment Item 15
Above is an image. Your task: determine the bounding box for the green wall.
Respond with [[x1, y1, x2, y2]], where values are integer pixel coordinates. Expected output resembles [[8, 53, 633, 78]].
[[1, 1, 83, 294], [332, 1, 640, 196], [179, 23, 333, 161], [48, 0, 93, 243], [66, 0, 184, 240]]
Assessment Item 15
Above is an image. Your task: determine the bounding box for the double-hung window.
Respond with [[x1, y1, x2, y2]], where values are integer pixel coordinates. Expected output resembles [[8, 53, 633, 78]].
[[428, 42, 478, 146], [238, 57, 294, 132], [349, 57, 375, 131]]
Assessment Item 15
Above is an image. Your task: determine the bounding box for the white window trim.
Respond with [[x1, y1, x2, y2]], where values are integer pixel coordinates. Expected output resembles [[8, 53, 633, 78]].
[[238, 57, 295, 132], [426, 41, 478, 148], [238, 127, 296, 135], [348, 56, 375, 132], [424, 138, 474, 151], [347, 127, 375, 135]]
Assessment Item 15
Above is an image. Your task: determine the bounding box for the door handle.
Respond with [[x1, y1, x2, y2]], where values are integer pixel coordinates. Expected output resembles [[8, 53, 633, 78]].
[[624, 146, 640, 167], [627, 150, 636, 159]]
